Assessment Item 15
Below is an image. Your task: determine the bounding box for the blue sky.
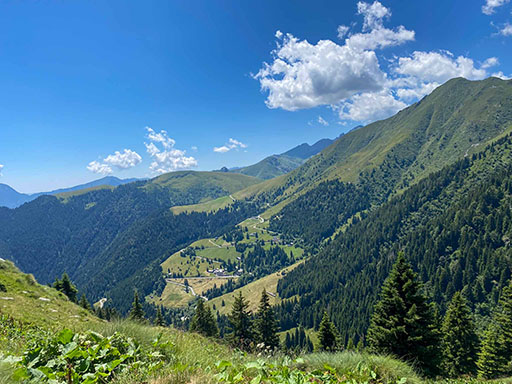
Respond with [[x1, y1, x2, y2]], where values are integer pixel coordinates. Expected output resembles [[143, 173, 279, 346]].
[[0, 0, 511, 193]]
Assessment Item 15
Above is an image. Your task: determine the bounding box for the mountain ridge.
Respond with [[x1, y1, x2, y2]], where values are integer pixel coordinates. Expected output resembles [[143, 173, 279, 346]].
[[0, 176, 141, 209]]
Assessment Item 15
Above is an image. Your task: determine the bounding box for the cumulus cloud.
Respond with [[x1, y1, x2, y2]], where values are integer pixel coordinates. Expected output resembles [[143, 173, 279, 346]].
[[87, 148, 142, 174], [87, 161, 113, 175], [395, 51, 488, 83], [318, 116, 329, 126], [104, 149, 142, 169], [338, 91, 407, 122], [145, 127, 197, 174], [482, 0, 509, 15], [214, 138, 248, 153], [255, 1, 502, 124], [0, 164, 3, 176]]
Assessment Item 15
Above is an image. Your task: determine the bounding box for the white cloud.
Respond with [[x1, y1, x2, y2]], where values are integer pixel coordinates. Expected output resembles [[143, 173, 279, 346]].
[[338, 90, 407, 122], [318, 116, 329, 126], [255, 1, 504, 125], [145, 127, 197, 174], [357, 1, 390, 30], [253, 1, 412, 115], [214, 138, 248, 153], [87, 161, 113, 175], [337, 25, 350, 40], [394, 51, 488, 83], [103, 149, 142, 169], [191, 146, 198, 151], [0, 164, 3, 176], [87, 148, 142, 175], [482, 0, 509, 15], [500, 23, 512, 36], [482, 57, 499, 69], [492, 71, 512, 80]]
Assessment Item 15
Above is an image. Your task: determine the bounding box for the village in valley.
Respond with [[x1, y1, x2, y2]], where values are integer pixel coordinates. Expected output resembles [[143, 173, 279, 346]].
[[149, 215, 304, 311]]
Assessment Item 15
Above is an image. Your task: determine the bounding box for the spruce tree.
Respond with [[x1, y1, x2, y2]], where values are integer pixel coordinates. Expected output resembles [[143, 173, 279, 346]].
[[155, 306, 166, 326], [255, 289, 279, 350], [53, 272, 78, 303], [318, 311, 339, 351], [441, 291, 479, 377], [190, 298, 218, 337], [477, 283, 512, 378], [228, 292, 253, 350], [128, 289, 145, 321], [367, 253, 441, 376], [79, 294, 91, 311]]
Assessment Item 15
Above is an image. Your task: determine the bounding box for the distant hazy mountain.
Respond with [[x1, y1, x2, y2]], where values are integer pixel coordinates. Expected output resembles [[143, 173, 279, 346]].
[[0, 176, 140, 208], [232, 137, 336, 180]]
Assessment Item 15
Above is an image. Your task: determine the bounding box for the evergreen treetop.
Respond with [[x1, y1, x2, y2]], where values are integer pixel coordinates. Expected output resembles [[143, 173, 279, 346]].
[[128, 289, 145, 322], [255, 289, 279, 350], [228, 292, 253, 350], [190, 298, 218, 337], [367, 253, 441, 376], [441, 291, 479, 377], [318, 311, 339, 351]]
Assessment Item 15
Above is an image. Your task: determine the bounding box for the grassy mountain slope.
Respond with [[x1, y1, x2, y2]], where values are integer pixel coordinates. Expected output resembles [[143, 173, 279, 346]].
[[233, 155, 305, 180], [240, 77, 512, 209], [0, 259, 99, 328]]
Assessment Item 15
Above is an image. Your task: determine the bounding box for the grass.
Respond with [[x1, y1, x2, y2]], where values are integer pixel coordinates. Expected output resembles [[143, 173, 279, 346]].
[[55, 185, 114, 201], [208, 261, 302, 315], [0, 260, 99, 329], [298, 351, 423, 384], [171, 195, 235, 214]]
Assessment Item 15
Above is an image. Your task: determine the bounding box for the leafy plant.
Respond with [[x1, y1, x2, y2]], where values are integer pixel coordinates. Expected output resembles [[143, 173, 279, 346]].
[[11, 328, 173, 383]]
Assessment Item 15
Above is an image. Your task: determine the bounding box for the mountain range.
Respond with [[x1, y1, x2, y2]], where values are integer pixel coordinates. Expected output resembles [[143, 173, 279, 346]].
[[230, 137, 336, 179], [0, 176, 140, 209], [1, 76, 512, 345]]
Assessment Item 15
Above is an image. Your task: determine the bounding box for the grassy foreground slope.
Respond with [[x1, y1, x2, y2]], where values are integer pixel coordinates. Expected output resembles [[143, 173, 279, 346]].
[[0, 259, 427, 384]]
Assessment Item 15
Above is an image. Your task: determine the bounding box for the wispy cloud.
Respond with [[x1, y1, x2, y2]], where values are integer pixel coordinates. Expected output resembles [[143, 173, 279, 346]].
[[0, 164, 4, 176], [213, 138, 248, 153], [482, 0, 509, 15], [318, 116, 329, 126], [145, 127, 197, 174]]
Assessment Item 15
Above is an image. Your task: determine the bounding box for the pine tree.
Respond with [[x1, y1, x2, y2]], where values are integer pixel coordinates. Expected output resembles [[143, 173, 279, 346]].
[[128, 289, 145, 321], [79, 294, 91, 311], [53, 272, 78, 303], [255, 289, 279, 350], [228, 292, 253, 350], [155, 306, 166, 326], [477, 283, 512, 378], [190, 298, 218, 337], [367, 253, 441, 376], [441, 291, 479, 377], [318, 311, 339, 351]]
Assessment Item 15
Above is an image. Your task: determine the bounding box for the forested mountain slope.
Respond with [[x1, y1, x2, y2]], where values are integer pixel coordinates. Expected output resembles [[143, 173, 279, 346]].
[[0, 171, 261, 312], [275, 132, 512, 344]]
